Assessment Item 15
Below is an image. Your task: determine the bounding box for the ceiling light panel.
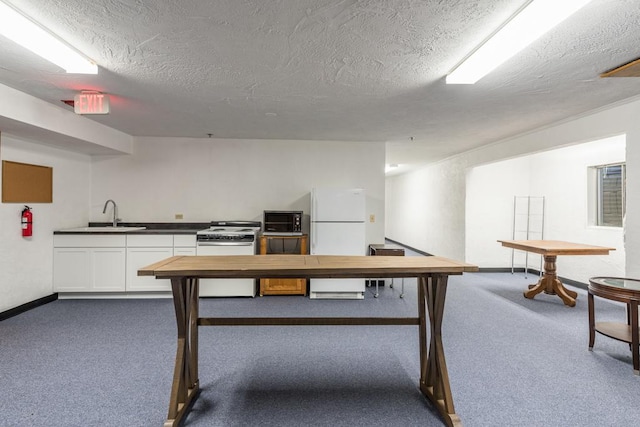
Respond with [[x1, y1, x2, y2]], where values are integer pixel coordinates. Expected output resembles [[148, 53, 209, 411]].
[[446, 0, 593, 84], [0, 1, 97, 74]]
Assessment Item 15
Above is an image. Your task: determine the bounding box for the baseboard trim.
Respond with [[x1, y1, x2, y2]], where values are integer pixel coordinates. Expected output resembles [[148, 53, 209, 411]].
[[479, 267, 536, 273], [1, 293, 58, 322], [478, 267, 588, 290], [560, 276, 588, 290], [382, 240, 589, 291]]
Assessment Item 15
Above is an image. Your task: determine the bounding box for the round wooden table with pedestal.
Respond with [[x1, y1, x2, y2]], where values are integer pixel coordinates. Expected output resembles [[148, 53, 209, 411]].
[[498, 240, 615, 307]]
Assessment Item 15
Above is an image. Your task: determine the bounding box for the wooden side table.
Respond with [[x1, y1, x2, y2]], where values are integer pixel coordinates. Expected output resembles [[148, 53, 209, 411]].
[[588, 276, 640, 375], [368, 244, 405, 298], [259, 235, 308, 296]]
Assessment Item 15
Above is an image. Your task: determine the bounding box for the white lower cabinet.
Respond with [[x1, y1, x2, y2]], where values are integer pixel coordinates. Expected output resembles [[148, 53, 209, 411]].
[[126, 235, 174, 292], [173, 234, 197, 256], [53, 248, 91, 292], [91, 248, 127, 291], [53, 235, 126, 292], [126, 248, 174, 291], [54, 233, 196, 294]]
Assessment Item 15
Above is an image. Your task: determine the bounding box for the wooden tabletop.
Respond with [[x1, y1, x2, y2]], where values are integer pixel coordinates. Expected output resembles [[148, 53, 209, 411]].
[[498, 240, 616, 256], [138, 254, 478, 279]]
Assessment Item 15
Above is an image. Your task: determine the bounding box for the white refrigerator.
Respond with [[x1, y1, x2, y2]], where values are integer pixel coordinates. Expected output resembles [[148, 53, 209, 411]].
[[310, 188, 366, 299]]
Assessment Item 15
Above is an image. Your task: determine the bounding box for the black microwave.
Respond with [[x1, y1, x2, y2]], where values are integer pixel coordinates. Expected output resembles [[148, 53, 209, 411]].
[[263, 210, 303, 235]]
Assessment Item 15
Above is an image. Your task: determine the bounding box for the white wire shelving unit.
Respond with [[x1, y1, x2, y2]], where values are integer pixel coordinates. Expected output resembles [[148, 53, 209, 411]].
[[511, 196, 545, 278]]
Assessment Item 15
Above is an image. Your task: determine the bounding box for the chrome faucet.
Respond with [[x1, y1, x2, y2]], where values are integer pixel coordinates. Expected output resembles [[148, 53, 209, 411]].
[[102, 199, 120, 227]]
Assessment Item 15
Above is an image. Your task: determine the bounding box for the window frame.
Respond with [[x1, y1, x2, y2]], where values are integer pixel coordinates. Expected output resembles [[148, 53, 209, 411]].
[[592, 162, 626, 228]]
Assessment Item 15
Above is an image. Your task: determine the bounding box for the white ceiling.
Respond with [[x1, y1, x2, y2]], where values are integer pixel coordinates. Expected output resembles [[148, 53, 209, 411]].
[[1, 0, 640, 173]]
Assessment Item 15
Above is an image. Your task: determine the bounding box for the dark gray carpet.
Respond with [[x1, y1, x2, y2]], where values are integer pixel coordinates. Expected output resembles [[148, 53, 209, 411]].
[[1, 270, 638, 427]]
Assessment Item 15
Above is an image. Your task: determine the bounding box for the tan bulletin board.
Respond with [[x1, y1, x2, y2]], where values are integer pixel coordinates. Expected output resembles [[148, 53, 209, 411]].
[[2, 160, 53, 203]]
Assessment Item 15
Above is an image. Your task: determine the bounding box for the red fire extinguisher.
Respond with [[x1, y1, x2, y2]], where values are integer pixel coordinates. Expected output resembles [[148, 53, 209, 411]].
[[21, 206, 33, 237]]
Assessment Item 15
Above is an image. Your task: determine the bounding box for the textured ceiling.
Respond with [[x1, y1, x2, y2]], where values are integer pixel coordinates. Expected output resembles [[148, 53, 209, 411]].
[[1, 0, 640, 172]]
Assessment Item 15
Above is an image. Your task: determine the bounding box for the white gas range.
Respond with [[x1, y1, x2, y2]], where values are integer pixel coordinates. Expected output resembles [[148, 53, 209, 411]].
[[196, 221, 261, 297]]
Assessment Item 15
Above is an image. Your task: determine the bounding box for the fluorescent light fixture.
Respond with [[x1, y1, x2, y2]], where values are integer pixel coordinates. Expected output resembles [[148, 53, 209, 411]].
[[446, 0, 592, 84], [0, 1, 97, 74]]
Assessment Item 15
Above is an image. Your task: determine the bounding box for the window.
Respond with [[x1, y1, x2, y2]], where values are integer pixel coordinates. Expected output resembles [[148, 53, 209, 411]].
[[594, 163, 625, 227]]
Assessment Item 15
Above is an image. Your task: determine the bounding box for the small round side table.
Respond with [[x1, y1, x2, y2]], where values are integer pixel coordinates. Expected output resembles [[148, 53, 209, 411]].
[[588, 277, 640, 375]]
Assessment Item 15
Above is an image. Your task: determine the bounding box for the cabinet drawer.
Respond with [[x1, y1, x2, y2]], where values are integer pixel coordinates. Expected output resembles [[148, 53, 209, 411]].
[[260, 278, 306, 296], [54, 235, 126, 247], [173, 234, 196, 247], [126, 234, 173, 247]]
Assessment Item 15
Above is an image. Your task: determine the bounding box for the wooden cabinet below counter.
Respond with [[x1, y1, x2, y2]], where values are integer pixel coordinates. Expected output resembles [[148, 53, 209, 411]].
[[259, 235, 307, 296]]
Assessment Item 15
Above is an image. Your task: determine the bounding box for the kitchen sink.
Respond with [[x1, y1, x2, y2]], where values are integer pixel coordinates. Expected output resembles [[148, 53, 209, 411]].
[[58, 226, 147, 232]]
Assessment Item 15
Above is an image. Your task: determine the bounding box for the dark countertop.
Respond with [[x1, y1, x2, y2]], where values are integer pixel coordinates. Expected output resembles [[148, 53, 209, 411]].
[[54, 222, 210, 235]]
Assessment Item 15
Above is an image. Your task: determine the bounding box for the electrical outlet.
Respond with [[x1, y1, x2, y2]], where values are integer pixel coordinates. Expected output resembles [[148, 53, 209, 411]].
[[369, 214, 375, 223], [175, 213, 184, 220]]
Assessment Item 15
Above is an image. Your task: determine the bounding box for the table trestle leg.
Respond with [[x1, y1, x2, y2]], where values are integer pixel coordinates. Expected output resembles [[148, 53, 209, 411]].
[[165, 277, 200, 427], [418, 275, 461, 427]]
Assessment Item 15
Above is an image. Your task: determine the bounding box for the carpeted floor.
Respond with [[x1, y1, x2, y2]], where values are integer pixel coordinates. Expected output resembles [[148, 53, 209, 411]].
[[1, 270, 638, 427]]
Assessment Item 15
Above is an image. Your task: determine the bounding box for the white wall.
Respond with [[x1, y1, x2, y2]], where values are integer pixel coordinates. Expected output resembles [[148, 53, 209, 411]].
[[0, 134, 91, 312], [1, 135, 384, 313], [91, 137, 386, 247], [386, 97, 640, 281], [465, 156, 532, 266], [466, 136, 626, 283], [385, 159, 467, 259], [626, 127, 640, 279]]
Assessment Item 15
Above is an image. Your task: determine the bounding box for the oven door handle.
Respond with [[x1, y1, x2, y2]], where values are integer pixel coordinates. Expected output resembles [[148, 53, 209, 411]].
[[196, 241, 254, 246]]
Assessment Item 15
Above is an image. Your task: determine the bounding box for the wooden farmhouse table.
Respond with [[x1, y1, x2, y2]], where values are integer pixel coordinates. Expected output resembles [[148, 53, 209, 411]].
[[139, 254, 478, 427], [498, 240, 616, 307]]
